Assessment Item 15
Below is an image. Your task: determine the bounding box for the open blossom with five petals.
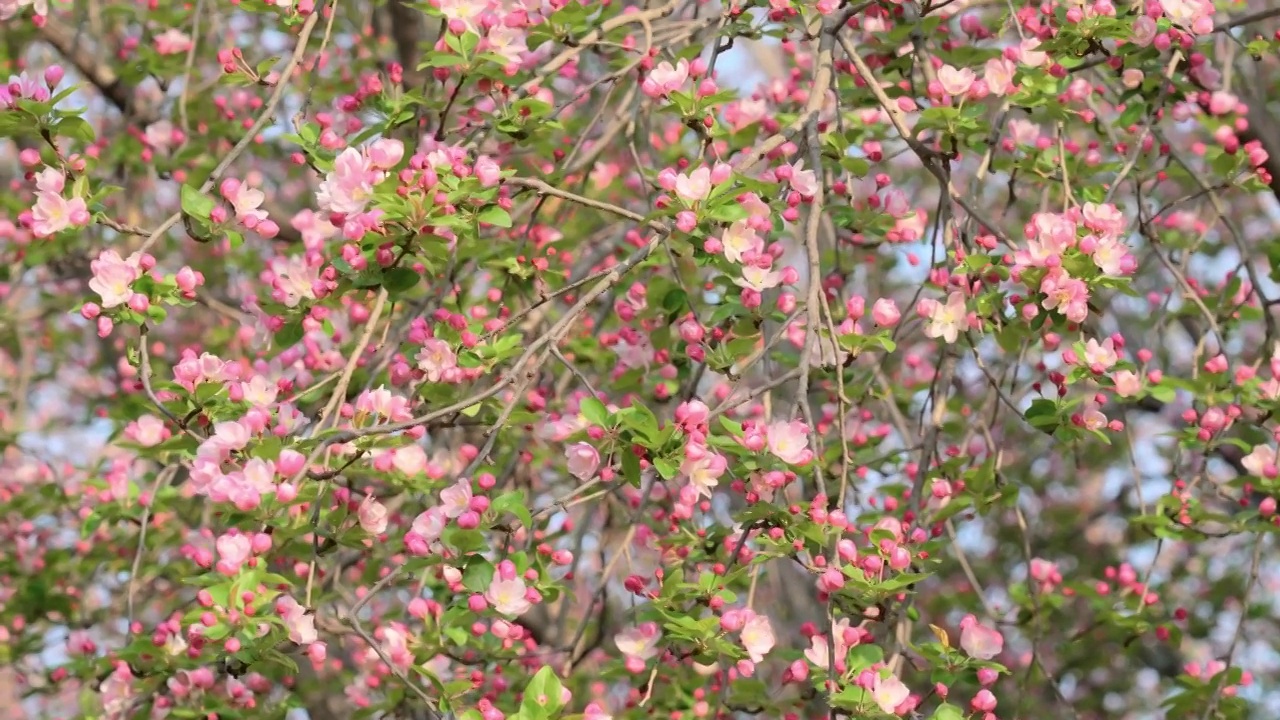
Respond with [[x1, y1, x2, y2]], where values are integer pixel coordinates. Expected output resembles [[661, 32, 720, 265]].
[[31, 167, 89, 238], [416, 338, 457, 382], [355, 387, 412, 421], [721, 220, 763, 264], [735, 264, 783, 292], [674, 166, 712, 203], [1091, 236, 1131, 276], [938, 64, 976, 96], [220, 178, 267, 224], [614, 623, 662, 661], [871, 673, 910, 713], [484, 25, 528, 65], [485, 576, 532, 616], [766, 420, 812, 465], [88, 250, 142, 308], [739, 612, 776, 663], [680, 448, 727, 499], [985, 57, 1017, 96], [440, 478, 473, 519], [1081, 202, 1125, 239], [269, 255, 319, 308], [1040, 268, 1090, 323], [317, 147, 382, 216], [1083, 338, 1118, 370], [923, 292, 968, 344]]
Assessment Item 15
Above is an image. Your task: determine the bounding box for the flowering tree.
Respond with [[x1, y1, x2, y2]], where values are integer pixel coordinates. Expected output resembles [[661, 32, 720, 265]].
[[3, 0, 1280, 718]]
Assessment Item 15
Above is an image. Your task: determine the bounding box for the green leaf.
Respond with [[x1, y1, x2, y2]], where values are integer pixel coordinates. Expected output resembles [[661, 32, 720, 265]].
[[520, 666, 565, 720], [930, 703, 965, 720], [55, 116, 95, 143], [622, 450, 641, 487], [461, 558, 495, 593], [477, 205, 512, 228], [276, 321, 305, 348], [1025, 398, 1060, 432], [491, 490, 535, 530], [580, 397, 608, 427], [181, 185, 217, 220], [382, 267, 420, 295]]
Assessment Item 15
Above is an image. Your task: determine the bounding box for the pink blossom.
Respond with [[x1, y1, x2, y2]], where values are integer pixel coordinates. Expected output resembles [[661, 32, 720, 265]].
[[872, 298, 900, 327], [440, 478, 474, 519], [367, 138, 405, 170], [317, 147, 380, 215], [485, 575, 532, 616], [475, 155, 502, 187], [220, 178, 267, 224], [674, 167, 712, 203], [416, 338, 457, 382], [1092, 237, 1131, 276], [766, 420, 812, 465], [100, 662, 135, 720], [359, 495, 389, 534], [1131, 16, 1158, 46], [1081, 202, 1125, 239], [125, 415, 170, 447], [0, 0, 47, 21], [88, 250, 142, 308], [485, 25, 528, 65], [392, 445, 428, 475], [938, 64, 976, 96], [984, 58, 1017, 96], [924, 292, 967, 344], [154, 28, 193, 55], [680, 448, 727, 499], [740, 612, 776, 663], [355, 386, 412, 421], [641, 59, 689, 98], [1083, 338, 1118, 370], [409, 507, 447, 552], [1162, 0, 1214, 34], [735, 264, 783, 292], [1040, 268, 1090, 323], [1018, 38, 1047, 67], [788, 161, 819, 197], [1242, 445, 1277, 478], [31, 186, 89, 238], [268, 255, 319, 309], [960, 614, 1004, 659], [566, 442, 601, 481], [1113, 370, 1141, 397], [871, 673, 910, 713], [614, 622, 662, 661], [240, 375, 279, 407], [215, 533, 252, 575], [437, 0, 485, 29], [278, 595, 318, 644], [290, 209, 338, 249], [721, 220, 763, 264]]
